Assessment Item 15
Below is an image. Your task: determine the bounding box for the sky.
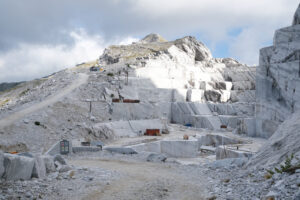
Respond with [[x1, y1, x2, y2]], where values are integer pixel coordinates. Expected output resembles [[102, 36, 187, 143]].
[[0, 0, 299, 83]]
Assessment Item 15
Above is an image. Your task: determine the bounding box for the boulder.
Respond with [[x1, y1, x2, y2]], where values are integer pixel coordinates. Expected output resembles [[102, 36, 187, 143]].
[[104, 147, 137, 154], [17, 152, 34, 158], [3, 153, 35, 181], [204, 90, 221, 102], [174, 36, 212, 61], [32, 154, 46, 178], [54, 154, 67, 165], [42, 155, 56, 173], [58, 165, 72, 173], [208, 158, 248, 170], [0, 151, 4, 178], [54, 161, 62, 169], [146, 153, 167, 162], [54, 160, 71, 173]]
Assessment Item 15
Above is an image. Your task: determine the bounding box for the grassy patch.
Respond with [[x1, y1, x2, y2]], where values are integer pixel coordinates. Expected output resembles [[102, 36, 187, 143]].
[[32, 79, 46, 87], [267, 153, 300, 175], [19, 88, 30, 97], [264, 172, 273, 179], [0, 98, 10, 107]]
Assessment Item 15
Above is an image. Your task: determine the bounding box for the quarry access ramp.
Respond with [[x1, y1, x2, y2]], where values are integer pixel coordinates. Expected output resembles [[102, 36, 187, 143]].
[[0, 73, 88, 128]]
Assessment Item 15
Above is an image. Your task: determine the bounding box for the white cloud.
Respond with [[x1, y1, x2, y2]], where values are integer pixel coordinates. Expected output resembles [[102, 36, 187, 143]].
[[229, 28, 264, 65], [0, 0, 299, 80], [0, 29, 137, 82], [131, 0, 299, 64]]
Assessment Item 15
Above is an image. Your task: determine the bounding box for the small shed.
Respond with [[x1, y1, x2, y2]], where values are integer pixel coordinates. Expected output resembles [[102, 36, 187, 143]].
[[144, 129, 161, 136], [90, 66, 100, 71]]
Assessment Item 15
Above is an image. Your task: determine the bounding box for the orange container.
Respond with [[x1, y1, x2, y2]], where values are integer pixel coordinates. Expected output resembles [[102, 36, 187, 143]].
[[220, 125, 227, 129], [123, 99, 140, 103], [145, 129, 160, 136]]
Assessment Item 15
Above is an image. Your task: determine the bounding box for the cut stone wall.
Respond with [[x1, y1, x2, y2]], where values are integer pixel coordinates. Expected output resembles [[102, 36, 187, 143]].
[[256, 6, 300, 138]]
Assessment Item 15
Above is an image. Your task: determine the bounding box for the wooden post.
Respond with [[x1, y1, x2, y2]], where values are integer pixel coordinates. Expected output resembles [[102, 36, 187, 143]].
[[125, 71, 128, 85]]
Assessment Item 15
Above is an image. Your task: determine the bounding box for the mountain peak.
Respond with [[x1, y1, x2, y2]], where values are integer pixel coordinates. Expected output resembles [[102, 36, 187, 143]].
[[293, 3, 300, 25], [139, 33, 167, 43]]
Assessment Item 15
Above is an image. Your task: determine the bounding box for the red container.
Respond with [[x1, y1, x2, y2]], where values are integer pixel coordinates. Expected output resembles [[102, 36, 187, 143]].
[[123, 99, 140, 103], [145, 129, 160, 136], [220, 125, 227, 129]]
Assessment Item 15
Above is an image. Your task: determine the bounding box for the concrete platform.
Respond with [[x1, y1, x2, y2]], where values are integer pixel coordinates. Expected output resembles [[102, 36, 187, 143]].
[[197, 134, 242, 148], [129, 137, 199, 158], [72, 146, 102, 153], [160, 139, 198, 158], [216, 145, 254, 160]]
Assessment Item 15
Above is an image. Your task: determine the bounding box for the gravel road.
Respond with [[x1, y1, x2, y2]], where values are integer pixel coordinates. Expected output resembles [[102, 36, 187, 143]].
[[70, 158, 208, 200]]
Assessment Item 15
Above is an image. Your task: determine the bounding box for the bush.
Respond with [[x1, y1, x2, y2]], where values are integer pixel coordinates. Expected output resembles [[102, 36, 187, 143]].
[[267, 153, 300, 174], [275, 153, 294, 173], [34, 121, 40, 126]]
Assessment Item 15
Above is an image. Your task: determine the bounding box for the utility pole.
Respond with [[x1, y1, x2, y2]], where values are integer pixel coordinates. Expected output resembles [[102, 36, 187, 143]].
[[89, 101, 92, 113], [125, 70, 128, 85], [82, 99, 108, 117]]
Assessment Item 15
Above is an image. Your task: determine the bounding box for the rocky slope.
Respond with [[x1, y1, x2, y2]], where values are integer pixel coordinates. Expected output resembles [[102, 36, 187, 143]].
[[250, 110, 300, 168]]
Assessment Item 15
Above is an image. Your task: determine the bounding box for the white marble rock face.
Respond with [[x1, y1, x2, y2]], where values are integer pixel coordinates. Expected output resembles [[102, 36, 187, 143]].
[[160, 140, 199, 158], [96, 34, 257, 135], [256, 5, 300, 138], [3, 154, 35, 181]]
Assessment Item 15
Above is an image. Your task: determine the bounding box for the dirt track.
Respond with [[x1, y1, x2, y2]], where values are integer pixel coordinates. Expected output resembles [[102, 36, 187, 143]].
[[0, 73, 88, 128], [70, 159, 208, 200]]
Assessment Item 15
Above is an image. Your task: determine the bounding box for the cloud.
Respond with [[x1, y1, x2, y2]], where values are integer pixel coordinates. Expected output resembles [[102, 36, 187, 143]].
[[228, 26, 274, 65], [128, 0, 299, 64], [0, 29, 137, 82], [0, 0, 299, 81]]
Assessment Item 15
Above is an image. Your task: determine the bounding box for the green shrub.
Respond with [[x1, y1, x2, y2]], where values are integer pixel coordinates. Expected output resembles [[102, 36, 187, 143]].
[[19, 88, 30, 97], [267, 153, 299, 174], [34, 121, 40, 126]]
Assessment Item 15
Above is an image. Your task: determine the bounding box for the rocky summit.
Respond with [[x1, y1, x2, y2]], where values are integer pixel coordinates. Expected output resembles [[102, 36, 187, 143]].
[[0, 4, 300, 200]]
